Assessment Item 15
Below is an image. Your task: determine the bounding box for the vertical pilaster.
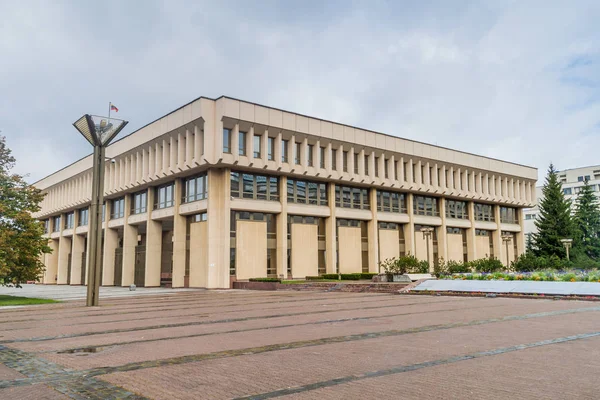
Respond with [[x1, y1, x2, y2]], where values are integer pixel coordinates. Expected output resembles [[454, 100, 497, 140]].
[[57, 214, 70, 284], [145, 189, 162, 287], [172, 179, 187, 287], [404, 193, 415, 256], [44, 239, 59, 284], [206, 168, 231, 288], [492, 205, 502, 262], [325, 183, 337, 274], [102, 201, 118, 286], [122, 194, 137, 286], [467, 202, 477, 260], [368, 188, 379, 273], [71, 211, 85, 285], [276, 176, 288, 278], [438, 199, 448, 264]]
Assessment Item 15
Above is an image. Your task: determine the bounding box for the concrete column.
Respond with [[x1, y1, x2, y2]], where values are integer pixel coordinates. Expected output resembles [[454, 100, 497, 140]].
[[466, 202, 477, 260], [276, 176, 288, 278], [404, 193, 415, 256], [438, 198, 448, 263], [348, 146, 355, 176], [57, 214, 71, 284], [70, 210, 84, 285], [122, 194, 137, 286], [172, 179, 187, 287], [102, 201, 119, 286], [232, 124, 239, 160], [325, 183, 337, 274], [368, 188, 379, 273], [492, 205, 502, 261], [145, 189, 162, 287], [406, 161, 414, 187], [398, 157, 404, 184], [358, 149, 365, 178], [206, 168, 231, 288], [44, 239, 59, 284], [275, 131, 282, 167]]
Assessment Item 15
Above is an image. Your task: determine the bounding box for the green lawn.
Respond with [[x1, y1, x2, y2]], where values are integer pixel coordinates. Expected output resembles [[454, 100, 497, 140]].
[[281, 279, 349, 284], [0, 295, 59, 306]]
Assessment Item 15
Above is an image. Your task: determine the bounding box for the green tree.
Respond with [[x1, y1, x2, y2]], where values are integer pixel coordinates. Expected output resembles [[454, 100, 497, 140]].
[[573, 179, 600, 259], [532, 163, 574, 258], [0, 136, 50, 286]]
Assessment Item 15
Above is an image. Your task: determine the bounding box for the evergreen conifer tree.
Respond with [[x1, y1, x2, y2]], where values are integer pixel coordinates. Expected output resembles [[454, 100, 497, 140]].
[[573, 179, 600, 259], [532, 164, 573, 257]]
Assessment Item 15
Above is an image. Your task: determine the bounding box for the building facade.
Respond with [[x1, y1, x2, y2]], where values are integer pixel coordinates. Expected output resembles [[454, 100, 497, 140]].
[[35, 96, 537, 288], [524, 165, 600, 238]]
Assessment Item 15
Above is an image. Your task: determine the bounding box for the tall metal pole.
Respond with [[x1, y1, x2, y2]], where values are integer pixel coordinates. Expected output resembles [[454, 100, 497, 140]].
[[566, 245, 570, 261], [505, 240, 509, 268], [86, 145, 106, 307]]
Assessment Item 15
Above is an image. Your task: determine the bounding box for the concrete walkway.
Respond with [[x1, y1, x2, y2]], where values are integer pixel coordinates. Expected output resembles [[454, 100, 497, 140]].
[[0, 284, 203, 301]]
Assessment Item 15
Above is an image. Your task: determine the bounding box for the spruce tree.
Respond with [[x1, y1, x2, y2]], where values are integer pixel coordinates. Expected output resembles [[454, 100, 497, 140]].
[[573, 179, 600, 259], [532, 164, 573, 257]]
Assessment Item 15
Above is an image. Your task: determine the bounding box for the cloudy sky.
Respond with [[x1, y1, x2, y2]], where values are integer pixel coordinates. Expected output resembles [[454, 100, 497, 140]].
[[2, 0, 599, 183]]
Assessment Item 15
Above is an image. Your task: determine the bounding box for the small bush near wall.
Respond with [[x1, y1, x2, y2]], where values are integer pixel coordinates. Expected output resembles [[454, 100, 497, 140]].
[[249, 278, 281, 283], [340, 273, 362, 280], [470, 258, 504, 273], [360, 273, 378, 280], [306, 276, 324, 281], [379, 255, 429, 275], [322, 274, 340, 280]]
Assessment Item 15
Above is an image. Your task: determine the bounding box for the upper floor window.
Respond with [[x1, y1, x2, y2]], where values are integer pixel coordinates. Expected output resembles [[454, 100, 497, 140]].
[[78, 208, 89, 226], [65, 212, 74, 229], [474, 203, 495, 222], [230, 171, 279, 201], [364, 155, 369, 175], [132, 191, 147, 214], [319, 147, 325, 168], [384, 161, 389, 179], [287, 179, 328, 206], [295, 142, 301, 164], [331, 149, 337, 170], [446, 200, 468, 219], [375, 157, 380, 177], [563, 188, 572, 195], [413, 195, 439, 216], [335, 185, 370, 210], [525, 214, 536, 220], [500, 206, 518, 224], [307, 144, 314, 166], [253, 135, 261, 158], [111, 197, 125, 219], [223, 128, 231, 154], [239, 131, 247, 156], [281, 139, 289, 163], [354, 153, 359, 174], [268, 137, 275, 161], [43, 220, 50, 234], [155, 183, 174, 209], [376, 190, 406, 213], [53, 216, 61, 232], [183, 174, 208, 203], [342, 151, 348, 172]]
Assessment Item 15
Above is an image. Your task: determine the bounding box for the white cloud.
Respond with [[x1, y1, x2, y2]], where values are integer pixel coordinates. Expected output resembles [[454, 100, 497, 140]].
[[1, 0, 600, 183]]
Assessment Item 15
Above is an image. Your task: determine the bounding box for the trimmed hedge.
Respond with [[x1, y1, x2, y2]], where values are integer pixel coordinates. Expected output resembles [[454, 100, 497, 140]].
[[248, 278, 281, 283], [321, 274, 340, 280], [340, 273, 362, 280], [305, 276, 324, 281], [360, 273, 377, 280]]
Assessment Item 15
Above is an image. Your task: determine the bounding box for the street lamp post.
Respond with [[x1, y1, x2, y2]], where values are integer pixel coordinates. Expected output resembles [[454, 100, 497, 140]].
[[501, 233, 513, 268], [420, 227, 434, 273], [560, 238, 573, 261], [73, 115, 128, 307]]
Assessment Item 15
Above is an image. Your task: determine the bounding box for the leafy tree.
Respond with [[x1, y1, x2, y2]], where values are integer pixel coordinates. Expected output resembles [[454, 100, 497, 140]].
[[0, 136, 50, 286], [532, 163, 574, 258], [573, 179, 600, 259]]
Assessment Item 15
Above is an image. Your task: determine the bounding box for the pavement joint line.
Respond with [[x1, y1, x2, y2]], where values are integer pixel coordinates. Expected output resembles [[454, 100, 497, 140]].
[[233, 330, 600, 399], [2, 304, 599, 389], [0, 292, 395, 323], [0, 295, 418, 330], [0, 345, 148, 399], [41, 302, 503, 354], [0, 298, 464, 344]]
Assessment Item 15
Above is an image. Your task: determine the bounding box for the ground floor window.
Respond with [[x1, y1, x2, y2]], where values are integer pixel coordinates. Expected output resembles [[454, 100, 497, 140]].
[[336, 219, 369, 273], [378, 221, 406, 256], [287, 215, 326, 276], [229, 211, 277, 277]]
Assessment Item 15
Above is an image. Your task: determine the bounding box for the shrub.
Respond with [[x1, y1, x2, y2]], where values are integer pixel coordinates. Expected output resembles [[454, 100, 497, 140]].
[[360, 273, 377, 280], [248, 278, 281, 283], [379, 255, 428, 275], [340, 273, 362, 280], [321, 274, 340, 280], [469, 258, 503, 273], [435, 258, 470, 276], [305, 276, 324, 281]]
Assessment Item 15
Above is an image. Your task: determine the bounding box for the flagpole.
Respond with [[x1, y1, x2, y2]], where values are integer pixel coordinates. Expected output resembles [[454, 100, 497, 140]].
[[108, 102, 111, 120]]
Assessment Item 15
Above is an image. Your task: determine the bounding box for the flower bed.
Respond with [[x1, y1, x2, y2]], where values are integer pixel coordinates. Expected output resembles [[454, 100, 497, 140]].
[[440, 270, 600, 283]]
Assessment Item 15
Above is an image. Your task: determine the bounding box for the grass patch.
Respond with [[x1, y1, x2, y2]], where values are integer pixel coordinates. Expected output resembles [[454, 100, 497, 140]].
[[281, 280, 342, 284], [0, 295, 59, 306]]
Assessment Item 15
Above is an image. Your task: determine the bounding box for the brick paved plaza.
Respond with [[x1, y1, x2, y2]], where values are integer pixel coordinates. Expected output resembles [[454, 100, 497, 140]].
[[1, 290, 600, 399]]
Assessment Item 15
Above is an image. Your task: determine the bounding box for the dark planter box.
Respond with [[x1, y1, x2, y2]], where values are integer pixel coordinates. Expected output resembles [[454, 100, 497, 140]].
[[233, 281, 278, 291]]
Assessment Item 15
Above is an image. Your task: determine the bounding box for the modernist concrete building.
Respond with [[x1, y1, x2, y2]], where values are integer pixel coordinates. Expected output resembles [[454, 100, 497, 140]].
[[524, 165, 600, 238], [35, 96, 537, 288]]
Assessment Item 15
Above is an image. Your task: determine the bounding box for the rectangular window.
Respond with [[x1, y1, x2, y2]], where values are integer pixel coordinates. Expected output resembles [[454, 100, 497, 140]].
[[385, 160, 389, 179], [238, 131, 247, 156], [65, 212, 74, 229], [320, 147, 325, 168], [375, 157, 380, 177], [281, 139, 289, 163], [474, 203, 495, 222], [563, 188, 572, 195], [376, 190, 407, 213], [295, 142, 301, 164], [253, 135, 261, 158], [413, 195, 439, 216], [578, 176, 584, 182], [331, 149, 337, 170], [335, 185, 370, 210], [585, 175, 591, 181], [500, 206, 518, 224], [183, 174, 208, 203], [132, 191, 147, 214], [230, 171, 279, 201], [223, 128, 231, 153], [78, 208, 89, 226], [155, 183, 175, 209], [307, 144, 314, 166], [354, 153, 359, 174], [364, 155, 369, 175], [111, 197, 125, 219], [53, 216, 61, 232], [287, 179, 328, 206], [445, 200, 468, 219], [267, 137, 275, 161], [342, 151, 348, 172], [43, 220, 49, 234]]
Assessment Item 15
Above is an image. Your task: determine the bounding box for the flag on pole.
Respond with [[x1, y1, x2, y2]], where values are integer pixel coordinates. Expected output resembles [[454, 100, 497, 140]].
[[110, 104, 119, 112]]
